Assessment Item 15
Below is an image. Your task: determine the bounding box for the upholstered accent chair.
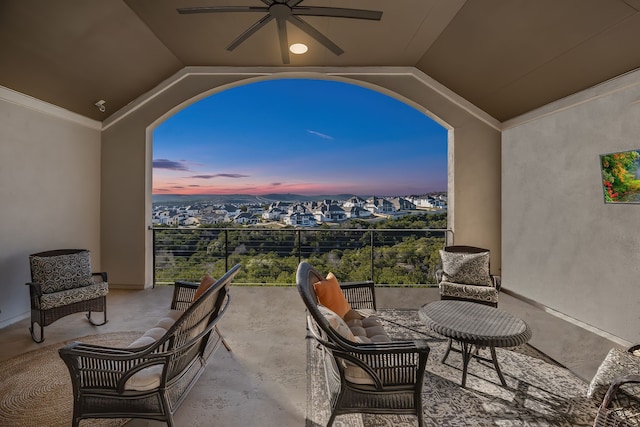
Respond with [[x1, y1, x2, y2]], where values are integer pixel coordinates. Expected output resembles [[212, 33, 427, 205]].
[[436, 245, 501, 307], [589, 344, 640, 427], [25, 249, 108, 342]]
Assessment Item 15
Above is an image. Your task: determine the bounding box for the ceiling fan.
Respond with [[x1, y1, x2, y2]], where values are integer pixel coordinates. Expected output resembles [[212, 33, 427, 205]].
[[177, 0, 383, 64]]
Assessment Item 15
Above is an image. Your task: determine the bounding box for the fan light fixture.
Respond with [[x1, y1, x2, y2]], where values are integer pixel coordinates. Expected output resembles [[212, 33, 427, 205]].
[[289, 43, 308, 54], [177, 1, 382, 64]]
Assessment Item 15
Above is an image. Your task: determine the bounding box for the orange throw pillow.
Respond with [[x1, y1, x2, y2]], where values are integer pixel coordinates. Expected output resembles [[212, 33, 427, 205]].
[[313, 272, 351, 318], [193, 273, 216, 301]]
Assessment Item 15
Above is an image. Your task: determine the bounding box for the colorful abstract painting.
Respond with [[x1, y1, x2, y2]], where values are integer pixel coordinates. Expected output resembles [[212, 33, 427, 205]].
[[600, 149, 640, 203]]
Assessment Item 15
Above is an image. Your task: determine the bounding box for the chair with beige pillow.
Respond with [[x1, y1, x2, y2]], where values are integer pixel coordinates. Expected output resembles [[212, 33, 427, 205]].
[[297, 261, 430, 427], [436, 245, 501, 307]]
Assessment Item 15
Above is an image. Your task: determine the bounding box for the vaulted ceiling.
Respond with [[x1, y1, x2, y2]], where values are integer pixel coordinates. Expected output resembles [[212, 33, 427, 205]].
[[1, 0, 639, 122]]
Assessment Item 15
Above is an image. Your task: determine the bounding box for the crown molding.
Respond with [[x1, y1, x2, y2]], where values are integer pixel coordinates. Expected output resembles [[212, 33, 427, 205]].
[[502, 67, 640, 130], [0, 85, 102, 130]]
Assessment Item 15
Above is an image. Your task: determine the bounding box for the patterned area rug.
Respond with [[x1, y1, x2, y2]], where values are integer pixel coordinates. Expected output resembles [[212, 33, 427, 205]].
[[0, 331, 141, 427], [307, 309, 599, 427]]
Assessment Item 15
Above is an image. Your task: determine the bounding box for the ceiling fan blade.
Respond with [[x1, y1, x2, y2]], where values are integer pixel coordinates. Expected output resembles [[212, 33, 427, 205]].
[[293, 7, 382, 21], [177, 6, 269, 14], [227, 14, 274, 51], [288, 15, 343, 56], [287, 0, 304, 7], [276, 17, 290, 64]]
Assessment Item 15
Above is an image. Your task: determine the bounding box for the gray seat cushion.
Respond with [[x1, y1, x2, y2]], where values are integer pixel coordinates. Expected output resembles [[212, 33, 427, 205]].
[[439, 281, 499, 304], [38, 281, 108, 309]]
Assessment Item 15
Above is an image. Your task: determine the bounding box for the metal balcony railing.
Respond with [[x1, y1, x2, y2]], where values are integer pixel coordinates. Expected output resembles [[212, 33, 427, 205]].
[[151, 227, 452, 286]]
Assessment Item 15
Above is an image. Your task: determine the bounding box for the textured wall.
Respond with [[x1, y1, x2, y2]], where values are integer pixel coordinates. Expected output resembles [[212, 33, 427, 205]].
[[502, 70, 640, 342], [0, 98, 101, 326]]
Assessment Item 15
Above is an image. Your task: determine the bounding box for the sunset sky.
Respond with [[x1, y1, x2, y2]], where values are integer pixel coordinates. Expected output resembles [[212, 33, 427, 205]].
[[152, 79, 447, 197]]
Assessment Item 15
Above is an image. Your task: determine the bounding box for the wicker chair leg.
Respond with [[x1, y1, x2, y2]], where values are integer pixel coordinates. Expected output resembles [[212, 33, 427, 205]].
[[86, 310, 108, 326], [87, 297, 108, 326], [29, 321, 44, 343], [416, 395, 425, 427], [326, 410, 338, 427], [216, 326, 232, 352]]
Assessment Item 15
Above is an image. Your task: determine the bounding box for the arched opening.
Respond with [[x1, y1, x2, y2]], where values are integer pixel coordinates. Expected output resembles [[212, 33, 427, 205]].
[[152, 78, 447, 198], [100, 69, 501, 289], [148, 77, 449, 285]]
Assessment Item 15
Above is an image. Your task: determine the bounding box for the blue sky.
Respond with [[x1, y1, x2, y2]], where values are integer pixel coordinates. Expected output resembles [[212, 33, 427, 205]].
[[152, 78, 447, 197]]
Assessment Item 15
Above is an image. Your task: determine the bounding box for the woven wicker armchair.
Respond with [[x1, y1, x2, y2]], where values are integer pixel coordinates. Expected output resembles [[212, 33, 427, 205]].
[[25, 249, 108, 343], [436, 245, 501, 307], [297, 261, 430, 427], [59, 264, 241, 427], [590, 344, 640, 427]]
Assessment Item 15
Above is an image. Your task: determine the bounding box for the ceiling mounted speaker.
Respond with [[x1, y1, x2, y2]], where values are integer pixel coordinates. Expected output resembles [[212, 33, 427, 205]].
[[178, 0, 383, 64]]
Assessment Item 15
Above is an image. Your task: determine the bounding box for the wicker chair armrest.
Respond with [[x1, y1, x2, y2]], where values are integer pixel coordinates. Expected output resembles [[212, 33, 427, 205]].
[[347, 339, 431, 353], [59, 341, 167, 393], [491, 275, 502, 291], [627, 344, 640, 354], [92, 271, 108, 283], [340, 280, 376, 310], [59, 340, 151, 359], [24, 281, 43, 297], [175, 280, 199, 289], [334, 339, 430, 390], [601, 374, 640, 408]]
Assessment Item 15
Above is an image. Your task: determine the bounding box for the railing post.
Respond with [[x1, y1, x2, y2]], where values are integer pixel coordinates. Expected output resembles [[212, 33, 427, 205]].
[[370, 230, 375, 282], [297, 229, 301, 265], [224, 229, 229, 272], [152, 227, 156, 288]]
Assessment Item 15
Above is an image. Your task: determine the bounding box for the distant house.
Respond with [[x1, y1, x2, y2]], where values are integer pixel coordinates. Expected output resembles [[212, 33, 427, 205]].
[[182, 216, 200, 226], [365, 196, 396, 214], [219, 204, 240, 217], [343, 196, 367, 208], [345, 206, 372, 219], [314, 203, 347, 222], [247, 204, 264, 215], [200, 213, 228, 225], [390, 197, 416, 211], [284, 212, 317, 227], [262, 207, 283, 220], [234, 212, 258, 225], [288, 203, 309, 215]]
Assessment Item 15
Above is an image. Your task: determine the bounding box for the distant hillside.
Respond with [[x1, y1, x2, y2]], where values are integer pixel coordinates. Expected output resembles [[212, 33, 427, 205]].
[[259, 193, 354, 202], [152, 193, 355, 205]]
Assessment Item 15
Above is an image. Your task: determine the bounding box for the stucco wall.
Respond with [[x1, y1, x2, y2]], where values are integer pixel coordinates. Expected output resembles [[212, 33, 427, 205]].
[[101, 67, 502, 288], [502, 69, 640, 343], [0, 95, 101, 327]]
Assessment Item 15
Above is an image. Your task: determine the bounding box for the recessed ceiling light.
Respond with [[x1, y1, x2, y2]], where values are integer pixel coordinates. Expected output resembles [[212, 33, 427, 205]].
[[289, 43, 308, 55]]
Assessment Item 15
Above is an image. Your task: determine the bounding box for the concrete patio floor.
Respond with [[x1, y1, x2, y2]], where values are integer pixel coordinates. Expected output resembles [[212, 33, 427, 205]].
[[0, 285, 623, 426]]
